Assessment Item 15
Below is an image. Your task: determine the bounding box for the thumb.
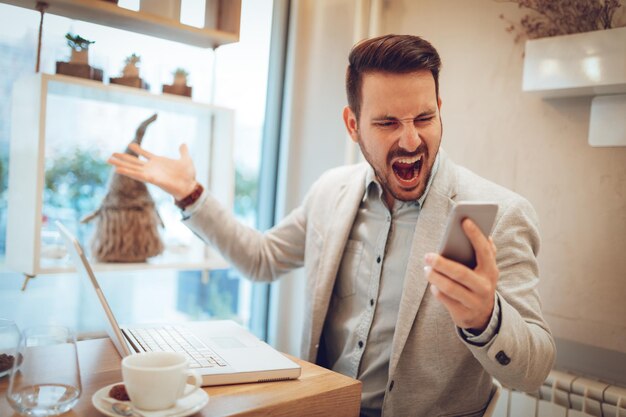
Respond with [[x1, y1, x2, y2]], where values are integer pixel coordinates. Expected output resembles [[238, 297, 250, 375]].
[[179, 143, 190, 159]]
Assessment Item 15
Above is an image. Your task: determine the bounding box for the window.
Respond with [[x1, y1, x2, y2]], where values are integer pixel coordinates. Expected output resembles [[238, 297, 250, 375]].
[[0, 0, 274, 339]]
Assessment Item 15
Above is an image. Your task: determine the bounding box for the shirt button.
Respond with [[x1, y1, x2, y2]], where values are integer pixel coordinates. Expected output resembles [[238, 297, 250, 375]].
[[389, 380, 395, 391], [369, 299, 374, 306], [358, 340, 364, 348], [377, 256, 381, 263]]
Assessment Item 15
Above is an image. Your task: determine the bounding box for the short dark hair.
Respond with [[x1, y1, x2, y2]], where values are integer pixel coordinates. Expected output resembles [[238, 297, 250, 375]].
[[346, 34, 442, 119]]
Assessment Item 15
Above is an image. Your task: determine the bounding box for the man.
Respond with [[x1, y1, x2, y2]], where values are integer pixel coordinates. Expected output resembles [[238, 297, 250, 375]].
[[109, 34, 555, 417]]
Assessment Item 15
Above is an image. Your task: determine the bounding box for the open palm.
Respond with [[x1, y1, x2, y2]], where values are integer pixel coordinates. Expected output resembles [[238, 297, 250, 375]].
[[107, 143, 197, 200]]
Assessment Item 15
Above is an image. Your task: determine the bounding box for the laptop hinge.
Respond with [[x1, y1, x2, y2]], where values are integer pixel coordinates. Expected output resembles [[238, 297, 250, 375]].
[[121, 327, 144, 353]]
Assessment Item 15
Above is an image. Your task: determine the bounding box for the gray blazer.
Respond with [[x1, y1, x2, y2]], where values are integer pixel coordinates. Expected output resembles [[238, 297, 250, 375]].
[[184, 150, 555, 417]]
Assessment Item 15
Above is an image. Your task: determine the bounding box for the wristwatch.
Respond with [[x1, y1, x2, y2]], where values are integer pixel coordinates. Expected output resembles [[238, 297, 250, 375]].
[[174, 183, 204, 210]]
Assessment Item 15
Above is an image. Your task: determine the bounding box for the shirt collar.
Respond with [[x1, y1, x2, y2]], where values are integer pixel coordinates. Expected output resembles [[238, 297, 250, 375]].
[[362, 153, 440, 208]]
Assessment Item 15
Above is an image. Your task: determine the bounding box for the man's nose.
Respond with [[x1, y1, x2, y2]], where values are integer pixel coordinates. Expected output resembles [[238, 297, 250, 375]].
[[398, 122, 422, 152]]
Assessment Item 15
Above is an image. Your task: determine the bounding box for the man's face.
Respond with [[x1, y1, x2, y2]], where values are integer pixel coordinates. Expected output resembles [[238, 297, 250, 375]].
[[343, 70, 443, 206]]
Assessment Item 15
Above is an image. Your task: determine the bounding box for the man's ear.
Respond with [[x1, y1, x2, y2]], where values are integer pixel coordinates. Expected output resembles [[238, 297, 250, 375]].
[[438, 96, 442, 110], [343, 106, 359, 143]]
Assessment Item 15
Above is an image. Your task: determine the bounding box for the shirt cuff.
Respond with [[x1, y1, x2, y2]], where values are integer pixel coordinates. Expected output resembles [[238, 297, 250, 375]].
[[461, 293, 501, 346], [181, 189, 208, 219]]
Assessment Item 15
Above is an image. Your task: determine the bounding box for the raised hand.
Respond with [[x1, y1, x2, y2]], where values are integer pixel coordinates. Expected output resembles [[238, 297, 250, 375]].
[[424, 219, 499, 333], [107, 143, 198, 200]]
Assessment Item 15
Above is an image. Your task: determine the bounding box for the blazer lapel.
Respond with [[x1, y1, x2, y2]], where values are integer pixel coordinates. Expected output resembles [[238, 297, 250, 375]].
[[388, 152, 457, 379], [308, 165, 367, 357]]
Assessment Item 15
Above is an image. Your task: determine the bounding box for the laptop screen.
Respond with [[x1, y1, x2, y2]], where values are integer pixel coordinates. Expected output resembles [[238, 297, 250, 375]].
[[56, 221, 132, 357]]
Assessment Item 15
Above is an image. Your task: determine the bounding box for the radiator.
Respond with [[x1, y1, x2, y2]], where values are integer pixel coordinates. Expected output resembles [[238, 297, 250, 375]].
[[491, 370, 626, 417]]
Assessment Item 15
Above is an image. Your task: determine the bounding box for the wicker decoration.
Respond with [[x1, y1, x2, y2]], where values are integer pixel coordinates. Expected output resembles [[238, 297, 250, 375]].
[[81, 114, 164, 262]]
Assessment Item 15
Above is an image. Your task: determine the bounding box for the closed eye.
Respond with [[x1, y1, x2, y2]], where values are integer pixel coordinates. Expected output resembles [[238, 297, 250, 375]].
[[372, 120, 398, 128]]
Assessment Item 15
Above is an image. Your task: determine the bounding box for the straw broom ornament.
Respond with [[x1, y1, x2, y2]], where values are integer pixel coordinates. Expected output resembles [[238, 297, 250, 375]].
[[81, 113, 164, 262]]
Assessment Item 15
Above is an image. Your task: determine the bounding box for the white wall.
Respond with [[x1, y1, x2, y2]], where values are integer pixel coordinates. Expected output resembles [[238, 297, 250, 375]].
[[271, 0, 626, 357], [384, 0, 626, 354], [268, 0, 356, 355]]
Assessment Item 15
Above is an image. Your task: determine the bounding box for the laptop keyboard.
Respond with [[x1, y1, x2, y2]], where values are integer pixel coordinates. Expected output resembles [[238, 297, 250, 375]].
[[127, 326, 228, 369]]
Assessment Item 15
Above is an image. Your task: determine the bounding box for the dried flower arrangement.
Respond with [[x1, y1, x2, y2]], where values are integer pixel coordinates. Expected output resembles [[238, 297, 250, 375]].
[[498, 0, 625, 42]]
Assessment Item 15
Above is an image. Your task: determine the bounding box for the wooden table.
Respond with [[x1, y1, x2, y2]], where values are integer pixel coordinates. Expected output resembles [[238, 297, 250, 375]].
[[0, 338, 362, 416]]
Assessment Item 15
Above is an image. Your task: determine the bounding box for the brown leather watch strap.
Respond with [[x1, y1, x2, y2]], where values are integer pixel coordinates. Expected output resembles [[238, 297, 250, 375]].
[[175, 183, 204, 210]]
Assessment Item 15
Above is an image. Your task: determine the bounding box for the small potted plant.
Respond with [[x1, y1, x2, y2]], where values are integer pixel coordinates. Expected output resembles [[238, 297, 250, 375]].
[[173, 68, 189, 86], [110, 53, 149, 90], [123, 53, 141, 78], [65, 33, 95, 64], [56, 32, 102, 81], [163, 67, 192, 97]]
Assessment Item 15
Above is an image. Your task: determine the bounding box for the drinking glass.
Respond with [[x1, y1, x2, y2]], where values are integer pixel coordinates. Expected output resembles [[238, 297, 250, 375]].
[[7, 326, 82, 416], [0, 318, 20, 378]]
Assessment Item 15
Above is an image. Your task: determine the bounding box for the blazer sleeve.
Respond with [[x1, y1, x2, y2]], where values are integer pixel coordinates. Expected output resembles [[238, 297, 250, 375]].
[[458, 197, 556, 392], [181, 186, 316, 282]]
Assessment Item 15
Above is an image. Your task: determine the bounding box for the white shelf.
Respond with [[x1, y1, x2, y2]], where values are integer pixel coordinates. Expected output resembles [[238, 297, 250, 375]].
[[0, 0, 240, 48], [39, 253, 229, 275], [45, 73, 232, 116], [6, 73, 235, 276], [523, 27, 626, 98]]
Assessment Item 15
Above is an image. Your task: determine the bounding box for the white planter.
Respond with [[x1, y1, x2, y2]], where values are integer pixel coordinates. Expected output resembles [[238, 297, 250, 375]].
[[523, 27, 626, 147], [523, 27, 626, 97]]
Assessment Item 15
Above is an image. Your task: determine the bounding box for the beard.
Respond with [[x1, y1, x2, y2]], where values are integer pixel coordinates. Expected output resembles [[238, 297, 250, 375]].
[[356, 130, 441, 204]]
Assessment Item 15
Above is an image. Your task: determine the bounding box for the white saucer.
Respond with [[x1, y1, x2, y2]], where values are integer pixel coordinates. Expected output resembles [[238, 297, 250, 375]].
[[92, 382, 209, 417]]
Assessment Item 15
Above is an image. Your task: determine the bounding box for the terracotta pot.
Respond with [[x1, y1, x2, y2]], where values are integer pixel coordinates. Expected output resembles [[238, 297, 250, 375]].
[[173, 74, 187, 86], [123, 64, 139, 78], [70, 49, 89, 65]]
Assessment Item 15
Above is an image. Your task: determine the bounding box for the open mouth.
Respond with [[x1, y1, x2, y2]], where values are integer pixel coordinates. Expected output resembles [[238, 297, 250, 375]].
[[392, 155, 423, 185]]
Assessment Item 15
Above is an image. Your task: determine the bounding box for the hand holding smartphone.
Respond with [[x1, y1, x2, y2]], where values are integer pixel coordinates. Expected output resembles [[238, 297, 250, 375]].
[[437, 202, 498, 268]]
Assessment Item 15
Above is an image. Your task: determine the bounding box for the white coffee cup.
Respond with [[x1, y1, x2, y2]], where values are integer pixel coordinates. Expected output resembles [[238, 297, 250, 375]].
[[121, 351, 202, 411]]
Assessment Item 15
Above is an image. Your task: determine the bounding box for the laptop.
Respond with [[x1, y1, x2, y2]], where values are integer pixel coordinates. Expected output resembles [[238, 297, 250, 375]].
[[56, 221, 301, 386]]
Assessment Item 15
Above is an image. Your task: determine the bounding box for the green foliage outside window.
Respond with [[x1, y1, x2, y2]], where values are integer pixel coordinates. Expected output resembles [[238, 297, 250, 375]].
[[234, 169, 258, 219], [44, 147, 110, 222]]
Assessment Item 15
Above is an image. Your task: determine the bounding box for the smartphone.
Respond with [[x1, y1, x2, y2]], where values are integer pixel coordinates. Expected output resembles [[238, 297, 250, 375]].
[[437, 202, 498, 268]]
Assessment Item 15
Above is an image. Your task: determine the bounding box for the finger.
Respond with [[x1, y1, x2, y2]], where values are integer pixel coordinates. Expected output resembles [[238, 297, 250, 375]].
[[462, 219, 494, 271], [179, 143, 190, 159], [129, 143, 155, 159], [489, 237, 497, 256], [113, 166, 148, 183], [425, 253, 477, 291], [107, 156, 129, 168], [111, 153, 146, 166], [107, 156, 143, 171], [426, 268, 478, 308], [429, 284, 471, 317]]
